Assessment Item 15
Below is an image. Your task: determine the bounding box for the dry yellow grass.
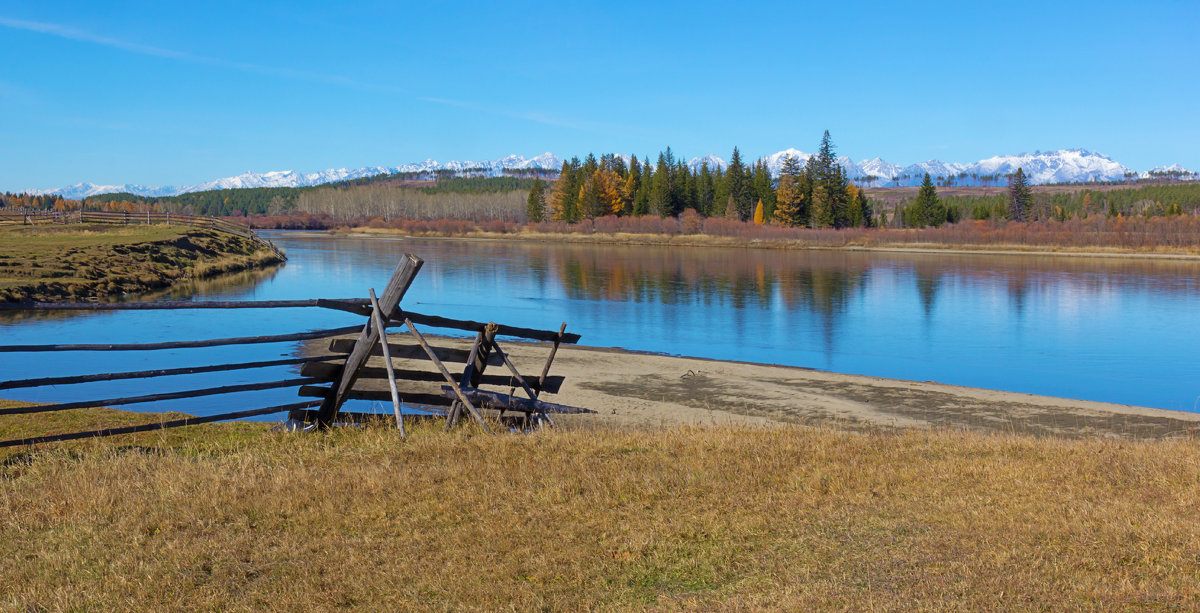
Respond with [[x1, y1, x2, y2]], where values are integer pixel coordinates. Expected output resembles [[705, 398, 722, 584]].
[[0, 224, 282, 301], [2, 403, 1199, 611]]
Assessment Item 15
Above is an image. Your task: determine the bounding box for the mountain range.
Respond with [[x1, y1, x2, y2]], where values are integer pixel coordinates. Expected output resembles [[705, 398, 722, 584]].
[[26, 149, 1196, 200]]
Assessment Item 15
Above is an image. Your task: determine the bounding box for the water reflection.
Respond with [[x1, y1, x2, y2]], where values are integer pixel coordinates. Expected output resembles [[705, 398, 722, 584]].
[[4, 232, 1200, 414]]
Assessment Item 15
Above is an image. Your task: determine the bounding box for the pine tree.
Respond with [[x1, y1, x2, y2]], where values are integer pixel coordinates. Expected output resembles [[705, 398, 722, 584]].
[[811, 185, 834, 228], [577, 172, 603, 219], [622, 157, 641, 214], [595, 168, 624, 215], [698, 161, 715, 216], [635, 162, 652, 216], [752, 160, 775, 219], [855, 188, 872, 227], [711, 166, 728, 218], [812, 130, 850, 227], [909, 173, 945, 227], [547, 161, 579, 222], [725, 147, 752, 220], [526, 178, 546, 222], [1008, 167, 1032, 222], [773, 155, 806, 227], [724, 195, 739, 219], [651, 151, 673, 216]]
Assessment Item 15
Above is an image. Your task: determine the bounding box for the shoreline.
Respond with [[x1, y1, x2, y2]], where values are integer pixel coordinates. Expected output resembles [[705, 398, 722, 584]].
[[306, 334, 1200, 439], [273, 227, 1200, 262]]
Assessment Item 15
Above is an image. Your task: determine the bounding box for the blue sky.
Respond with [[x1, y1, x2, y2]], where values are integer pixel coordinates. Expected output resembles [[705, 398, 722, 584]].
[[2, 0, 1197, 190]]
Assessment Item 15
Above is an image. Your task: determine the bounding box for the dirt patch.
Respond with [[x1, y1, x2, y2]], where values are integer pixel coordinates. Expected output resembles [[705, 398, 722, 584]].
[[305, 334, 1200, 439]]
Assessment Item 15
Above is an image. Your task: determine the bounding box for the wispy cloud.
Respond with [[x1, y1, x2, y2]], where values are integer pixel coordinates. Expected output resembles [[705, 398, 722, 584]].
[[0, 16, 400, 93], [0, 16, 630, 133]]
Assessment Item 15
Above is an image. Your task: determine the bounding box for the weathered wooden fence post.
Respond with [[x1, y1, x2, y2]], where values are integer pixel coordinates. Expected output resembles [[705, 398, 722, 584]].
[[314, 254, 423, 428]]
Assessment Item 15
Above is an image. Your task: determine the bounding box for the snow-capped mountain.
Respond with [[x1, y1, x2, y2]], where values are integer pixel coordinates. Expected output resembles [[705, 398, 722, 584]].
[[25, 149, 1194, 199], [967, 149, 1130, 185], [856, 157, 905, 182], [1142, 163, 1198, 180], [687, 154, 728, 172], [759, 148, 812, 174], [29, 153, 564, 199], [33, 183, 180, 199]]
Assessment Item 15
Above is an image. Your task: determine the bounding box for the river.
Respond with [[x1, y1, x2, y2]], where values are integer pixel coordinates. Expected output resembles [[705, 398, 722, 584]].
[[2, 232, 1199, 417]]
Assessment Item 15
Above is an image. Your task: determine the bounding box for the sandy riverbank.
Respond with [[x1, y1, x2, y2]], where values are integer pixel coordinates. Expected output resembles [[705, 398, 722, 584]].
[[310, 334, 1200, 439]]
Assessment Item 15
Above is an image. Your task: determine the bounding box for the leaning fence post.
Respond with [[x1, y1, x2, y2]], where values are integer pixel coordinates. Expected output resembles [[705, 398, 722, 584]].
[[314, 254, 423, 428], [368, 288, 406, 439]]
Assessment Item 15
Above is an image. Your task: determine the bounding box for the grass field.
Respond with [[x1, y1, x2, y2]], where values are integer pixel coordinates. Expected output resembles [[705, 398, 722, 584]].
[[0, 223, 282, 302], [1, 401, 1197, 611]]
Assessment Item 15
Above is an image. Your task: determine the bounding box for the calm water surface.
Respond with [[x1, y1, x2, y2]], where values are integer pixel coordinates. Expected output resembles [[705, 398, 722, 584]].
[[3, 232, 1199, 416]]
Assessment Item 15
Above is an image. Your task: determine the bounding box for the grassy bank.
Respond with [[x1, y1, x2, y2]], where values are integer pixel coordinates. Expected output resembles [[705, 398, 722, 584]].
[[2, 403, 1198, 610], [0, 224, 283, 302]]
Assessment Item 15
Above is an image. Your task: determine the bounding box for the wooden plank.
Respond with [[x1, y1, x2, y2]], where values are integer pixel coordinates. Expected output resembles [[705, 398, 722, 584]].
[[0, 377, 324, 416], [0, 299, 354, 312], [0, 325, 362, 353], [490, 339, 555, 428], [0, 400, 323, 449], [369, 288, 405, 437], [397, 311, 583, 344], [298, 385, 453, 407], [446, 331, 484, 429], [315, 254, 423, 427], [313, 300, 581, 343], [298, 362, 565, 393], [439, 387, 594, 415], [538, 323, 568, 392], [325, 339, 503, 365], [0, 355, 339, 390], [403, 319, 491, 433]]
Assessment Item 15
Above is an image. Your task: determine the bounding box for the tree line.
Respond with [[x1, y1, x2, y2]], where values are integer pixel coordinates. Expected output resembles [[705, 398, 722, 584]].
[[527, 131, 873, 228], [890, 173, 1200, 227]]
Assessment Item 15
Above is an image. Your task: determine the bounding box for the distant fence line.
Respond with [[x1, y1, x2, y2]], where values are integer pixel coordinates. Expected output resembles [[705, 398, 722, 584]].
[[0, 207, 283, 259]]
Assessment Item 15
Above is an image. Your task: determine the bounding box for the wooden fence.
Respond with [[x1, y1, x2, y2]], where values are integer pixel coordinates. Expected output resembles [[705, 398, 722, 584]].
[[0, 255, 587, 448], [0, 207, 283, 259]]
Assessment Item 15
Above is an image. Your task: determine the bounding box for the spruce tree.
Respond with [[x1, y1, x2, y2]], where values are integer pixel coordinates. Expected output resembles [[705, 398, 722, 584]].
[[651, 152, 673, 216], [526, 178, 547, 222], [1008, 167, 1032, 222], [547, 161, 579, 222], [752, 160, 776, 219], [910, 173, 943, 227], [855, 189, 872, 227], [774, 155, 806, 227], [725, 147, 752, 220], [811, 185, 834, 228], [813, 130, 850, 227], [724, 195, 739, 219], [622, 156, 641, 214], [577, 172, 603, 219], [698, 161, 715, 216], [711, 166, 728, 218]]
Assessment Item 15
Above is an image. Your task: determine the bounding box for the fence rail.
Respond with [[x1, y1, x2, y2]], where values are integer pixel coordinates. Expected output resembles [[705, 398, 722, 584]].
[[0, 207, 284, 259], [0, 257, 583, 447]]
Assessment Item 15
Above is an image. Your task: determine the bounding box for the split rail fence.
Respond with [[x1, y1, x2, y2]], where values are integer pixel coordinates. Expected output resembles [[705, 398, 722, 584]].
[[0, 254, 587, 448]]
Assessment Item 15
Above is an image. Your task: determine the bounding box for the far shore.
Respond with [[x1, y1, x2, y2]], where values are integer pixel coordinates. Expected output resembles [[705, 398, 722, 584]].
[[271, 227, 1200, 262]]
